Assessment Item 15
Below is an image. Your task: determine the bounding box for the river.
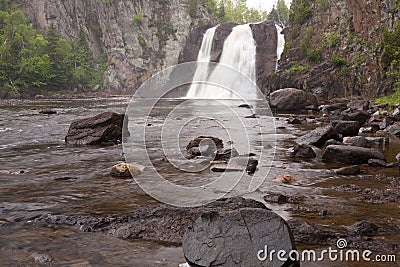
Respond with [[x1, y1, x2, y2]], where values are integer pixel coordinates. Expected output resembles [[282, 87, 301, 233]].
[[0, 98, 398, 266]]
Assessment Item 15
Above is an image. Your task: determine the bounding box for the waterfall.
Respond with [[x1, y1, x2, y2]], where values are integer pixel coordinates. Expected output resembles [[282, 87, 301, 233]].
[[185, 26, 217, 98], [275, 24, 285, 69], [186, 24, 258, 99]]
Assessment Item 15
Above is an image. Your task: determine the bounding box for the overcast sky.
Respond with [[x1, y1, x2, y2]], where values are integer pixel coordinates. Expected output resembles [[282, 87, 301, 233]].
[[246, 0, 292, 12]]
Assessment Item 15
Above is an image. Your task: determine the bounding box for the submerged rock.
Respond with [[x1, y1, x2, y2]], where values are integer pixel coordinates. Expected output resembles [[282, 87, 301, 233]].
[[183, 209, 299, 267], [36, 197, 267, 244], [39, 109, 57, 115], [335, 165, 361, 175], [322, 145, 386, 164], [65, 112, 129, 145]]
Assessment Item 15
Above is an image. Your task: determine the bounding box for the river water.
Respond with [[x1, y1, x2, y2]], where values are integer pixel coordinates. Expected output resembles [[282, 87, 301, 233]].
[[0, 98, 398, 266]]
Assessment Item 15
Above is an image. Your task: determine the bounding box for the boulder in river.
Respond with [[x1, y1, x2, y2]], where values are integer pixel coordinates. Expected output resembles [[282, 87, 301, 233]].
[[322, 145, 386, 164], [288, 144, 316, 158], [183, 208, 299, 267], [39, 109, 57, 115], [297, 125, 340, 147], [384, 122, 400, 136], [110, 163, 142, 178], [335, 165, 361, 175], [333, 120, 360, 136], [343, 136, 374, 148], [186, 136, 223, 151], [213, 148, 239, 161], [65, 112, 129, 145], [269, 88, 318, 111]]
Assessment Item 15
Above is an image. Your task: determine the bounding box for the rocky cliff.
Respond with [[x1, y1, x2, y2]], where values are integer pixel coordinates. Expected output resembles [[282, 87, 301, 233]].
[[268, 0, 400, 100], [14, 0, 214, 94]]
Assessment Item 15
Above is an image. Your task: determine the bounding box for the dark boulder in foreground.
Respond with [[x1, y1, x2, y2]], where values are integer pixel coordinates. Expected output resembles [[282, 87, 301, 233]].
[[65, 112, 129, 145], [322, 145, 386, 164], [183, 209, 298, 267], [269, 88, 318, 111], [297, 125, 340, 147], [333, 120, 360, 136], [36, 197, 267, 244]]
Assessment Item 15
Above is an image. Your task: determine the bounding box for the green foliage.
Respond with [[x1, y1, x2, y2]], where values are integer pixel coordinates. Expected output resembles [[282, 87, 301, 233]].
[[375, 89, 400, 105], [315, 0, 330, 12], [207, 0, 267, 24], [381, 22, 400, 92], [131, 10, 144, 26], [188, 0, 198, 18], [331, 54, 347, 67], [285, 61, 310, 74], [290, 0, 312, 26], [0, 2, 107, 94], [306, 46, 323, 62], [276, 0, 289, 22], [325, 32, 339, 47]]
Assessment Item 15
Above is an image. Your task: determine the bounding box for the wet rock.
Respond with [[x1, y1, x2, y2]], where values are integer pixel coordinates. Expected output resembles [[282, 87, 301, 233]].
[[245, 113, 258, 119], [275, 175, 297, 183], [333, 121, 360, 136], [323, 139, 342, 150], [39, 109, 57, 115], [335, 165, 361, 175], [211, 156, 258, 174], [287, 218, 339, 246], [343, 136, 374, 148], [183, 208, 298, 267], [384, 122, 400, 136], [321, 102, 348, 112], [214, 148, 239, 161], [263, 192, 305, 204], [186, 136, 223, 151], [347, 100, 369, 111], [288, 144, 316, 158], [269, 88, 318, 111], [342, 111, 370, 125], [36, 197, 268, 244], [344, 221, 378, 236], [30, 252, 53, 265], [65, 112, 129, 145], [365, 137, 389, 146], [379, 117, 395, 130], [287, 117, 302, 124], [238, 104, 252, 109], [297, 125, 340, 147], [322, 145, 386, 164], [110, 163, 142, 178], [368, 159, 388, 167], [396, 152, 400, 163]]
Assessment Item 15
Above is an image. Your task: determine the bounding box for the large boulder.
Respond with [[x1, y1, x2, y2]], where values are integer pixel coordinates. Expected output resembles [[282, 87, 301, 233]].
[[322, 145, 386, 164], [288, 144, 316, 158], [333, 121, 360, 136], [269, 88, 318, 111], [183, 209, 298, 267], [297, 125, 340, 147], [65, 112, 129, 145]]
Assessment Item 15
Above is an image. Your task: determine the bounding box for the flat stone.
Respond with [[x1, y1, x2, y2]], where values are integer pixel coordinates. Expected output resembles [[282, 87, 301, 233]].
[[183, 209, 298, 267]]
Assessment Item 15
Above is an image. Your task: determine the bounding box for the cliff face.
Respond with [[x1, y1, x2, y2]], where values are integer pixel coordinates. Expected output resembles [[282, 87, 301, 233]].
[[268, 0, 400, 100], [15, 0, 213, 94]]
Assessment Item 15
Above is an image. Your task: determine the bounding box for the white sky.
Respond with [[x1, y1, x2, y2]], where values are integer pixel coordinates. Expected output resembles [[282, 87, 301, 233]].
[[246, 0, 292, 12]]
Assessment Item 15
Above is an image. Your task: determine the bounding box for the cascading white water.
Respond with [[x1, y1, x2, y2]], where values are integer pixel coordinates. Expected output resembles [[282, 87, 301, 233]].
[[185, 26, 217, 98], [186, 24, 258, 99], [275, 24, 285, 69]]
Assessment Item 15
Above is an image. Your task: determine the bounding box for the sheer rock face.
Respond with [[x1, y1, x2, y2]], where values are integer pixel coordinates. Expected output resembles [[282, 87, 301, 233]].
[[16, 0, 214, 94], [266, 0, 399, 99], [179, 21, 279, 94]]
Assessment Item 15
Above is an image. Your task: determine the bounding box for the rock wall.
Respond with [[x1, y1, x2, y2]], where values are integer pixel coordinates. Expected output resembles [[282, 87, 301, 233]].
[[14, 0, 214, 94], [179, 21, 278, 93], [267, 0, 399, 100]]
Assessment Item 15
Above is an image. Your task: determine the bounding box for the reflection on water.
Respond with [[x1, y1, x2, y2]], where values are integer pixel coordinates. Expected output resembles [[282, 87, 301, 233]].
[[0, 99, 399, 266]]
